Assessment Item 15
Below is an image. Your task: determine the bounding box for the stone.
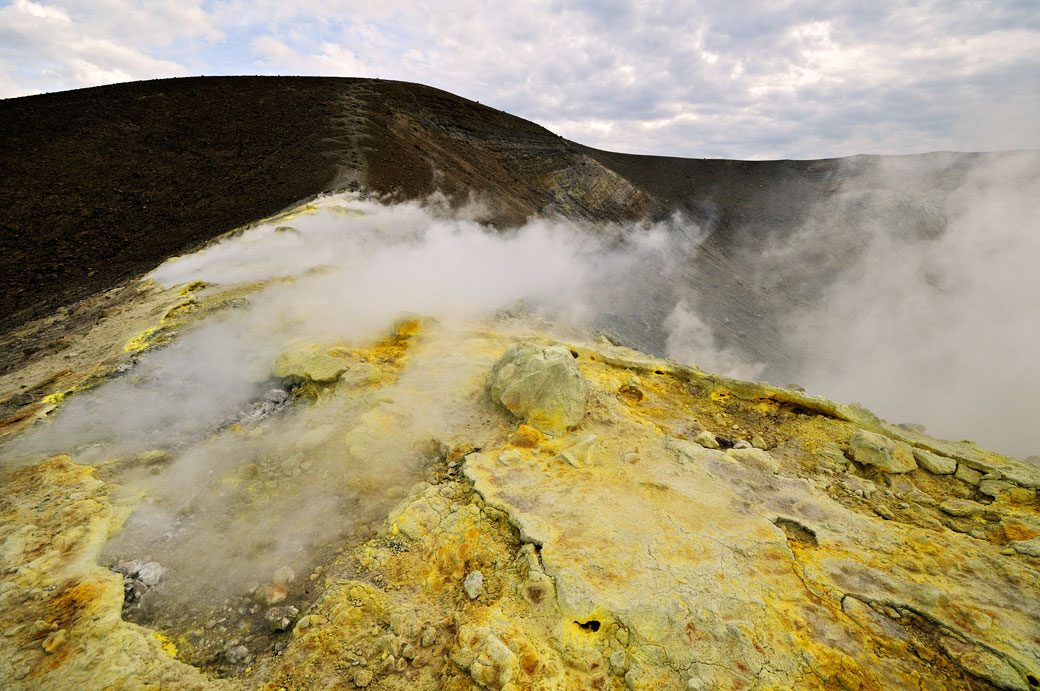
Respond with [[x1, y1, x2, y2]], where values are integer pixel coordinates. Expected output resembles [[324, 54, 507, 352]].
[[486, 343, 589, 433], [420, 627, 437, 647], [939, 498, 988, 518], [979, 478, 1014, 498], [849, 430, 916, 473], [339, 362, 382, 388], [225, 644, 250, 664], [135, 561, 164, 586], [751, 435, 769, 450], [955, 464, 984, 485], [265, 605, 299, 632], [273, 565, 295, 584], [1010, 537, 1040, 557], [912, 448, 956, 474], [693, 430, 720, 449], [352, 668, 373, 687], [464, 570, 484, 599], [274, 348, 347, 383]]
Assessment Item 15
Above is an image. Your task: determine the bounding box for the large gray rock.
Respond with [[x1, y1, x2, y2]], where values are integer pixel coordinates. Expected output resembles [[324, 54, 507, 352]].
[[912, 447, 957, 474], [486, 343, 588, 434], [849, 429, 917, 473]]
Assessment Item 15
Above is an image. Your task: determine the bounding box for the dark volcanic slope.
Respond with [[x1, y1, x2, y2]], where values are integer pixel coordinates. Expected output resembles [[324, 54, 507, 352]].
[[0, 76, 1023, 348]]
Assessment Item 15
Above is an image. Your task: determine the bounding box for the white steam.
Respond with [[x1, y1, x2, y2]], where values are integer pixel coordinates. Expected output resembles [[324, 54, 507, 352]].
[[774, 153, 1040, 458]]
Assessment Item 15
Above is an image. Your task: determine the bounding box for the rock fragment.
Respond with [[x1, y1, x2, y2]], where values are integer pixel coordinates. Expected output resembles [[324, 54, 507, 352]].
[[352, 668, 373, 687], [486, 343, 588, 434], [464, 570, 484, 599], [693, 430, 720, 449], [275, 348, 347, 383], [955, 464, 983, 485], [849, 430, 916, 473], [225, 644, 250, 665], [1010, 537, 1040, 557], [265, 605, 299, 631], [939, 498, 989, 518], [912, 448, 956, 474]]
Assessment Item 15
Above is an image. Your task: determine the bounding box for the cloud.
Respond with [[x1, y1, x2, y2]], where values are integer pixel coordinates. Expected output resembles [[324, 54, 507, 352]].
[[1, 1, 1038, 158]]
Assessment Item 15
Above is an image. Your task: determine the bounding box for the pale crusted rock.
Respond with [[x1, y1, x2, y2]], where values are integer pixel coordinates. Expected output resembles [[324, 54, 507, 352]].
[[463, 570, 484, 599], [352, 668, 373, 687], [1010, 537, 1040, 557], [226, 644, 250, 664], [725, 447, 779, 474], [939, 498, 989, 518], [265, 605, 299, 631], [451, 624, 518, 690], [912, 447, 957, 474], [275, 349, 347, 383], [135, 561, 164, 586], [693, 430, 720, 449], [339, 362, 382, 388], [979, 478, 1015, 498], [850, 429, 916, 473], [955, 464, 984, 485], [486, 343, 589, 433]]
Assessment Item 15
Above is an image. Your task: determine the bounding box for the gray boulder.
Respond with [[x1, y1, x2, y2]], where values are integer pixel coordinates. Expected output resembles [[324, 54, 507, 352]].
[[486, 343, 588, 434], [849, 429, 917, 473]]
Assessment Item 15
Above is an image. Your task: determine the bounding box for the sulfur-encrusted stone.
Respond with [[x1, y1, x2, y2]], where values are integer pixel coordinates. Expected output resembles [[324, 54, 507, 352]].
[[850, 429, 916, 473], [486, 343, 588, 434]]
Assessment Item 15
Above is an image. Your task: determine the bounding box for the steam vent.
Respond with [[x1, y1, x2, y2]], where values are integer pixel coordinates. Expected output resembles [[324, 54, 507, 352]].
[[2, 77, 1040, 690]]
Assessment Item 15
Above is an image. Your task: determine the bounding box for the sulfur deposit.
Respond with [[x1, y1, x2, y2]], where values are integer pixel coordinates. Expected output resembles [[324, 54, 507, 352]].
[[1, 196, 1039, 691]]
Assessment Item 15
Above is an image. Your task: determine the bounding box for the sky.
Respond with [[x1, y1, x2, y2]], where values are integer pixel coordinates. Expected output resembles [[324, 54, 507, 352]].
[[1, 0, 1038, 159]]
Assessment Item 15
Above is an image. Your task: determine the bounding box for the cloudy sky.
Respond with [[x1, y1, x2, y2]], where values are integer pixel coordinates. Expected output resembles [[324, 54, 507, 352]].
[[1, 0, 1038, 159]]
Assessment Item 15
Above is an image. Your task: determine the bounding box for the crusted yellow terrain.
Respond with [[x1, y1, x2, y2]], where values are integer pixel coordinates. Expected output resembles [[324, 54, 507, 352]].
[[1, 307, 1039, 690]]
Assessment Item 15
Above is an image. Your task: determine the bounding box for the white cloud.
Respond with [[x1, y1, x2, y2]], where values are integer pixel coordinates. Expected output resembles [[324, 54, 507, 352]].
[[1, 0, 1038, 157]]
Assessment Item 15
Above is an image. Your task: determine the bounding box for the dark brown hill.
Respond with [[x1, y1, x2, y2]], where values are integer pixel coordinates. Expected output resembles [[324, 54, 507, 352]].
[[0, 76, 1031, 354]]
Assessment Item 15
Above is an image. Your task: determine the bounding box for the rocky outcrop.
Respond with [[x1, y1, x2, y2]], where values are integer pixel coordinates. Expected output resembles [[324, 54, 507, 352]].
[[2, 193, 1039, 690]]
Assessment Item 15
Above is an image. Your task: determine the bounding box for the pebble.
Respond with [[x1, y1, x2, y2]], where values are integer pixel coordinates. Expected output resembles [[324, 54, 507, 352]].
[[136, 561, 164, 586], [421, 627, 437, 647], [464, 570, 484, 599], [352, 668, 373, 687], [265, 605, 299, 632], [225, 644, 250, 664]]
